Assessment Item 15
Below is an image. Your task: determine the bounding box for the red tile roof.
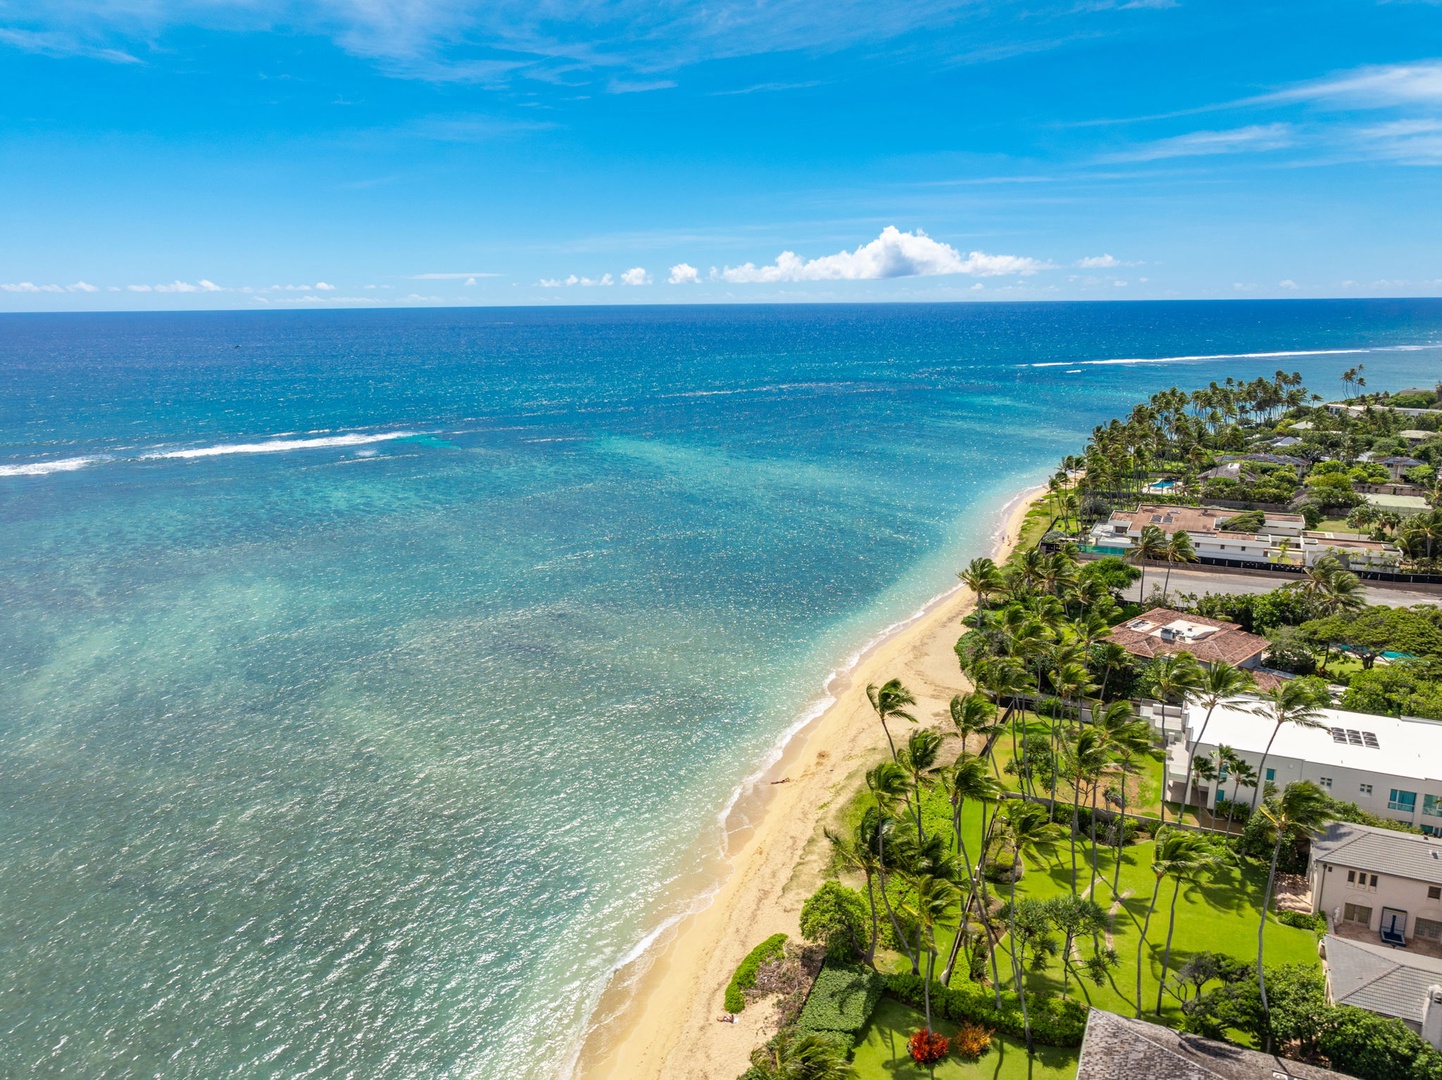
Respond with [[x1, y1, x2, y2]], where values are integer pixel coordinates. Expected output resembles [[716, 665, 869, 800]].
[[1104, 608, 1271, 666]]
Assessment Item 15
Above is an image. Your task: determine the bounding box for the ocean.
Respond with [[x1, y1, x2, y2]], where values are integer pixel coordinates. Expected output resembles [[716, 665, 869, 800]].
[[2, 300, 1440, 1078]]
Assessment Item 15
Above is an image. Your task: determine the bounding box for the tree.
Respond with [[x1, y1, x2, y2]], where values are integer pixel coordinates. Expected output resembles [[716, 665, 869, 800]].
[[825, 814, 885, 965], [1247, 681, 1331, 813], [1154, 835, 1228, 1014], [1142, 652, 1205, 823], [1286, 553, 1364, 617], [1162, 531, 1198, 598], [800, 881, 870, 962], [998, 800, 1064, 1050], [949, 691, 997, 755], [747, 1031, 857, 1080], [938, 754, 1001, 984], [1045, 894, 1108, 998], [866, 678, 917, 762], [959, 557, 1006, 608], [1095, 641, 1134, 701], [1136, 829, 1217, 1018], [1093, 699, 1154, 899], [902, 874, 961, 1038], [1219, 749, 1256, 834], [865, 762, 917, 971], [1062, 727, 1112, 894], [897, 727, 943, 844], [1303, 606, 1442, 670], [1252, 781, 1332, 1049], [1129, 524, 1168, 602], [1178, 662, 1255, 821]]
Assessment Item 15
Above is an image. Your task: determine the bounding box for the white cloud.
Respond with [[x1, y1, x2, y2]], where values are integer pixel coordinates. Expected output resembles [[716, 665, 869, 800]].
[[1076, 254, 1120, 269], [607, 79, 677, 94], [713, 227, 1048, 282], [538, 273, 614, 287], [668, 263, 702, 284], [127, 284, 153, 292], [1105, 123, 1293, 162], [1262, 61, 1442, 109], [410, 272, 503, 279], [314, 281, 336, 290], [66, 281, 98, 292], [1, 281, 64, 293], [1279, 279, 1299, 290], [620, 267, 651, 285]]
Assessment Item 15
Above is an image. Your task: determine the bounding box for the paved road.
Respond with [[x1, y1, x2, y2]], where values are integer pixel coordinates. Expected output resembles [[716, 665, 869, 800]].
[[1127, 565, 1442, 607]]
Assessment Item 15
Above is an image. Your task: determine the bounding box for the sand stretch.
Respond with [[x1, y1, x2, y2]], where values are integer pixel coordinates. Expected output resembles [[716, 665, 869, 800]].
[[580, 486, 1043, 1080]]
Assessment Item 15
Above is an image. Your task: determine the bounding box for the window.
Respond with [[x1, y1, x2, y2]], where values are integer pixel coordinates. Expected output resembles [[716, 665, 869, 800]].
[[1389, 789, 1418, 812], [1429, 886, 1441, 900], [1266, 768, 1276, 782], [1360, 783, 1373, 796], [1424, 794, 1442, 818], [1418, 918, 1442, 942], [1318, 777, 1333, 789], [1347, 870, 1356, 884], [1344, 903, 1373, 925]]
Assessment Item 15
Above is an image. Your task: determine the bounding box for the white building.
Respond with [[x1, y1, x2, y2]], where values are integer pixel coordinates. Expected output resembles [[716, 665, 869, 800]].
[[1299, 531, 1402, 569], [1088, 504, 1306, 566], [1166, 702, 1442, 834]]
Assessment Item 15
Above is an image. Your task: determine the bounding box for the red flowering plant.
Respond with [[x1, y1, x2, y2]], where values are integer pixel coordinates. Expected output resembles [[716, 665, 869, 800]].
[[908, 1028, 949, 1064], [951, 1022, 993, 1060]]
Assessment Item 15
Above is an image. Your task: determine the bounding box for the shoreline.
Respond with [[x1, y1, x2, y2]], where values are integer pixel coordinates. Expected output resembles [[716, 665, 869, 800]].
[[575, 482, 1045, 1080]]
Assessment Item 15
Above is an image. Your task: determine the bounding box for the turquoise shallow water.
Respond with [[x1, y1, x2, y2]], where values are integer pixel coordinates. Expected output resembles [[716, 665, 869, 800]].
[[1, 302, 1440, 1077]]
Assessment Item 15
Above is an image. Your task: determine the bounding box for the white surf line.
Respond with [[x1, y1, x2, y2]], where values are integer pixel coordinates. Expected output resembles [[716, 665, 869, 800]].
[[1030, 348, 1369, 368], [140, 430, 421, 459], [0, 455, 112, 477]]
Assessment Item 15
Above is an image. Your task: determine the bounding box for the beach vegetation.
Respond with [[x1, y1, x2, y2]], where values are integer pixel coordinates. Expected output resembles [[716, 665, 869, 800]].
[[727, 934, 789, 1013], [801, 882, 871, 963], [742, 1029, 858, 1080], [797, 964, 886, 1038]]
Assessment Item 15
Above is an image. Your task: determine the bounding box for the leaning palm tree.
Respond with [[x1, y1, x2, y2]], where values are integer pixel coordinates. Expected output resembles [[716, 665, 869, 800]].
[[1286, 553, 1364, 617], [866, 678, 918, 762], [998, 800, 1064, 1050], [939, 755, 1001, 984], [1144, 652, 1204, 823], [1096, 641, 1133, 701], [1135, 828, 1216, 1018], [1094, 700, 1153, 899], [865, 762, 917, 971], [1129, 524, 1168, 603], [1161, 530, 1198, 598], [959, 556, 1006, 609], [897, 728, 944, 844], [1062, 728, 1112, 896], [1154, 835, 1228, 1014], [1247, 681, 1331, 813], [1253, 781, 1332, 1049], [1178, 662, 1255, 824], [1221, 750, 1256, 834], [949, 691, 997, 756], [903, 874, 962, 1039], [825, 815, 884, 966]]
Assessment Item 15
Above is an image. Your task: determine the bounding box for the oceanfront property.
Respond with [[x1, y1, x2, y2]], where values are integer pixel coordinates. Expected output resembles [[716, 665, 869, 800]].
[[1168, 704, 1442, 832], [1309, 823, 1442, 948]]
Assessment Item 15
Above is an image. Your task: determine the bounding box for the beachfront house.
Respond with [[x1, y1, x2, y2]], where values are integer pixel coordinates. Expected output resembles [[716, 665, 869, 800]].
[[1320, 936, 1442, 1049], [1088, 504, 1307, 565], [1074, 1008, 1349, 1079], [1310, 822, 1442, 952], [1165, 703, 1442, 833], [1299, 531, 1403, 569]]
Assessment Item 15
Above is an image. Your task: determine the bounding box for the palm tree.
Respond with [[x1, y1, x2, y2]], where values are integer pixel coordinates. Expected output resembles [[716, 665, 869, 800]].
[[865, 762, 917, 971], [897, 728, 943, 844], [1253, 782, 1332, 1049], [1128, 524, 1168, 604], [939, 755, 1001, 984], [748, 1032, 857, 1080], [1096, 642, 1132, 701], [1094, 700, 1153, 899], [825, 816, 884, 966], [1063, 728, 1112, 895], [1286, 553, 1364, 617], [1136, 828, 1215, 1018], [949, 691, 997, 756], [1247, 681, 1331, 813], [1178, 662, 1255, 823], [1153, 835, 1228, 1014], [998, 801, 1064, 1051], [1161, 531, 1197, 598], [1145, 652, 1204, 823], [904, 874, 962, 1038], [1220, 749, 1255, 834], [867, 678, 918, 762], [959, 557, 1005, 608]]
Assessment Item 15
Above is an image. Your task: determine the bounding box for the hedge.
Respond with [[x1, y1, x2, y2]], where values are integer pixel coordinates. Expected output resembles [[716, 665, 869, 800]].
[[797, 964, 885, 1035], [1277, 910, 1327, 932], [725, 933, 788, 1013], [884, 973, 1088, 1048]]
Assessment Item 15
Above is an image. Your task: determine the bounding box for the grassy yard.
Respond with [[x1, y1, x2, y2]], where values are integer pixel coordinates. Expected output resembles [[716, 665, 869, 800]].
[[1006, 500, 1059, 569], [853, 999, 1077, 1080]]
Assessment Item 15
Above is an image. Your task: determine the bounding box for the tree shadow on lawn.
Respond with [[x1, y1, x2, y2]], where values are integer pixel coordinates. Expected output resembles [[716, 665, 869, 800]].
[[856, 999, 1077, 1080]]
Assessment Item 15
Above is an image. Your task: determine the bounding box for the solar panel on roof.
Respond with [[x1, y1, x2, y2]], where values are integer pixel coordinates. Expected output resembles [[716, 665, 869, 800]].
[[1363, 732, 1380, 748], [1331, 728, 1348, 744]]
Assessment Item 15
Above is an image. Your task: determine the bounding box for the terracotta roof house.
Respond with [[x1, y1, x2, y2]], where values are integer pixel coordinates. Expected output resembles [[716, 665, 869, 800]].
[[1105, 608, 1271, 667], [1075, 1009, 1350, 1080]]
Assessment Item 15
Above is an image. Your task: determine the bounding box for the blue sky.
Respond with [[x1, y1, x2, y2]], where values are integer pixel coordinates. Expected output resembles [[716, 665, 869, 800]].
[[1, 0, 1440, 309]]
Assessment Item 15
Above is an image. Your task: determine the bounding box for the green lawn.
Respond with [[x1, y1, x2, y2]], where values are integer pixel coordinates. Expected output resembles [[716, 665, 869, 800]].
[[1006, 500, 1059, 568], [853, 999, 1077, 1080]]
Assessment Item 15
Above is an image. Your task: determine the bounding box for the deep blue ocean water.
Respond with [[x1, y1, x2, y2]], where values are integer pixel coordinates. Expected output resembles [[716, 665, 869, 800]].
[[2, 301, 1440, 1078]]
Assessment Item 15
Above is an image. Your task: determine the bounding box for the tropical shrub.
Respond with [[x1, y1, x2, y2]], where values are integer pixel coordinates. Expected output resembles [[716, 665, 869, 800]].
[[1318, 1005, 1442, 1080], [908, 1029, 949, 1064], [800, 881, 869, 961], [951, 1022, 993, 1060], [726, 933, 788, 1013], [884, 973, 1088, 1047], [1276, 910, 1327, 932], [797, 964, 884, 1035]]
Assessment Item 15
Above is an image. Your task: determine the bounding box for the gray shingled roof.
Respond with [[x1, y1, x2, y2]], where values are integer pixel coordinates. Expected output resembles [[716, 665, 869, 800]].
[[1324, 935, 1442, 1024], [1311, 822, 1442, 886], [1076, 1009, 1349, 1080]]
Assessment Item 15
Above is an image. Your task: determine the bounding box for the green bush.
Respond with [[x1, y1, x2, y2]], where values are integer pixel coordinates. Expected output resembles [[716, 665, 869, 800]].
[[1276, 910, 1327, 932], [800, 881, 869, 961], [883, 973, 1088, 1047], [725, 933, 788, 1013], [797, 964, 884, 1034]]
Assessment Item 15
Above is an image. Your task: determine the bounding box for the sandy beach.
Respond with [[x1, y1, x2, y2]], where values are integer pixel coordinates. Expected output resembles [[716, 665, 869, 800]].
[[579, 486, 1042, 1080]]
